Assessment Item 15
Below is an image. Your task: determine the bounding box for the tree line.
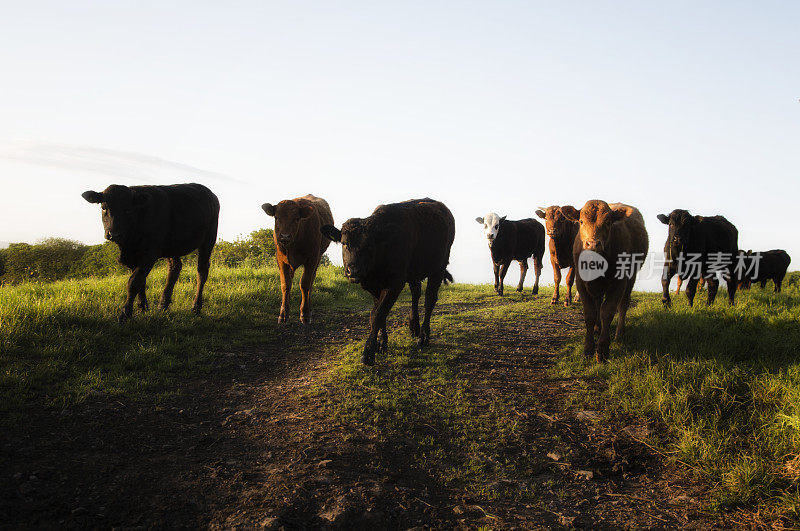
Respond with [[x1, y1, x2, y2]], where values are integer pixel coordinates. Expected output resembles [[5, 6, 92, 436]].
[[0, 229, 330, 285]]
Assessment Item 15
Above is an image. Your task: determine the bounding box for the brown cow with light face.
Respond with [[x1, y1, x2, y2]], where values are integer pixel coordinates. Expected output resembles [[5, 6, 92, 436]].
[[262, 194, 334, 324], [535, 205, 580, 306], [561, 201, 648, 362]]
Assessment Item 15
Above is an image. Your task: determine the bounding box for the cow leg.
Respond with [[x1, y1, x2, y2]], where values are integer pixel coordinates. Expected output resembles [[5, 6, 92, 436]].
[[192, 243, 213, 315], [661, 267, 675, 307], [367, 291, 389, 354], [551, 265, 562, 304], [277, 260, 294, 323], [159, 257, 183, 310], [137, 284, 149, 313], [531, 255, 542, 295], [419, 275, 444, 348], [760, 279, 767, 289], [698, 277, 706, 291], [684, 276, 699, 307], [775, 274, 784, 293], [516, 259, 528, 292], [706, 276, 719, 305], [598, 283, 626, 362], [497, 261, 510, 296], [615, 279, 635, 342], [493, 263, 500, 294], [363, 284, 403, 365], [565, 266, 577, 306], [675, 276, 682, 294], [121, 261, 154, 324], [299, 262, 319, 324], [577, 282, 596, 357], [726, 274, 738, 304], [408, 280, 421, 337]]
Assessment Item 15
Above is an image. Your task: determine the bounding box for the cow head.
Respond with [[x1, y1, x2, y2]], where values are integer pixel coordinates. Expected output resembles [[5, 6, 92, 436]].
[[560, 200, 626, 253], [536, 205, 577, 238], [81, 184, 149, 243], [657, 209, 696, 259], [262, 200, 313, 249], [321, 218, 395, 283], [475, 213, 504, 245]]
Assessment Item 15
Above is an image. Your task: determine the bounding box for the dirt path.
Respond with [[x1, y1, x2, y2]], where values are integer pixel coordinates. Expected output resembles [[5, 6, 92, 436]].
[[1, 296, 726, 529]]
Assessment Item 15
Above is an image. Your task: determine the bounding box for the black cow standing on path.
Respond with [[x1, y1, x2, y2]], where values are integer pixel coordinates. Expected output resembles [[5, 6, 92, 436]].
[[321, 198, 455, 366], [82, 183, 220, 323], [475, 212, 545, 296], [657, 209, 738, 307]]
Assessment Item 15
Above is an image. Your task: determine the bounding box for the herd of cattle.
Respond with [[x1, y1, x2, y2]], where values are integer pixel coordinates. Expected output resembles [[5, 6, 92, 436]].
[[81, 183, 792, 364]]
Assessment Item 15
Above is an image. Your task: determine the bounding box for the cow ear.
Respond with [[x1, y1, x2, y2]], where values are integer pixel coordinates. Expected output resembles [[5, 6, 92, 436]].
[[82, 191, 103, 204], [475, 217, 484, 224], [559, 205, 580, 222], [657, 214, 669, 225], [298, 205, 313, 219], [320, 224, 341, 242], [262, 203, 276, 216], [500, 216, 507, 221], [535, 209, 546, 219]]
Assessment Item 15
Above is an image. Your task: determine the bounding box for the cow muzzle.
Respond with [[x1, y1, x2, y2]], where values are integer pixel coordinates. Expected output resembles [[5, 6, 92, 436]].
[[583, 239, 603, 252], [105, 230, 119, 242]]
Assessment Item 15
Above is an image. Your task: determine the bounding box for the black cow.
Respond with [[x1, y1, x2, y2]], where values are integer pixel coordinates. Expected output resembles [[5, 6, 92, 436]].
[[82, 183, 219, 323], [321, 198, 455, 366], [657, 209, 738, 307], [737, 249, 791, 292], [475, 212, 545, 296]]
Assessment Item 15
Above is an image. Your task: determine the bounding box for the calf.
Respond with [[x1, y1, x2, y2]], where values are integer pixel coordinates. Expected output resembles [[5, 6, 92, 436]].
[[475, 213, 545, 296], [321, 198, 455, 366], [736, 249, 791, 292], [535, 206, 580, 305], [561, 201, 648, 362], [657, 210, 738, 307], [262, 194, 334, 324], [82, 183, 219, 323]]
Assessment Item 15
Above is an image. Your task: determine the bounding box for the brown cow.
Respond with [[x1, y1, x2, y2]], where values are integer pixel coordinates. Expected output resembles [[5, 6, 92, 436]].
[[535, 205, 580, 306], [262, 194, 334, 324], [561, 201, 648, 362]]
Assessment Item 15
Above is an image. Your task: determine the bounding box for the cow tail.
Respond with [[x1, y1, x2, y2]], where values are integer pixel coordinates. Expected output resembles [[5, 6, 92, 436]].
[[442, 269, 454, 285]]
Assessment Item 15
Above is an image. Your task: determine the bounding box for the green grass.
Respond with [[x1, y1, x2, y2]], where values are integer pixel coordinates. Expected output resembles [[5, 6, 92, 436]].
[[0, 263, 363, 421], [3, 263, 800, 521], [316, 291, 553, 502], [555, 284, 800, 522]]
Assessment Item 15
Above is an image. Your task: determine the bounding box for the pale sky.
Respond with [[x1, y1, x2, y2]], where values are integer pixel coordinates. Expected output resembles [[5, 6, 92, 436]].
[[1, 1, 798, 290]]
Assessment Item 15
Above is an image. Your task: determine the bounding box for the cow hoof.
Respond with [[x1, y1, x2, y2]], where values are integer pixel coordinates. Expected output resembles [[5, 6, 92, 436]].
[[191, 306, 202, 316], [532, 286, 539, 295], [277, 313, 287, 324], [118, 312, 129, 325], [516, 286, 523, 292], [408, 319, 420, 337], [564, 299, 571, 307], [661, 298, 671, 308], [361, 349, 376, 366], [300, 312, 312, 325]]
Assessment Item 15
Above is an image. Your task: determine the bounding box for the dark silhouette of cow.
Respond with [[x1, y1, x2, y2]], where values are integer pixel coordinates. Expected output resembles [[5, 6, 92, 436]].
[[657, 209, 738, 307], [321, 198, 455, 366], [262, 194, 334, 324], [562, 201, 648, 363], [475, 212, 545, 296], [536, 206, 580, 306], [736, 249, 791, 292], [82, 183, 219, 323]]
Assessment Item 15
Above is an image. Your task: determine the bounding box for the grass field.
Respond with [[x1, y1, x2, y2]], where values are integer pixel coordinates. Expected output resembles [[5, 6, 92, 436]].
[[1, 264, 798, 522]]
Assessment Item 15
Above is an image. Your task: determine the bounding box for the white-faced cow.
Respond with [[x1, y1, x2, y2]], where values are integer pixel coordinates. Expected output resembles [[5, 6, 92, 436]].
[[261, 194, 334, 324], [535, 205, 580, 306], [82, 183, 219, 323], [561, 201, 648, 363], [321, 198, 455, 366], [475, 213, 545, 296]]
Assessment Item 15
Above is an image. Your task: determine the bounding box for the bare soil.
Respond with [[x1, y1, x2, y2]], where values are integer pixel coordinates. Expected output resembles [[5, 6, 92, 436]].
[[1, 296, 730, 529]]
